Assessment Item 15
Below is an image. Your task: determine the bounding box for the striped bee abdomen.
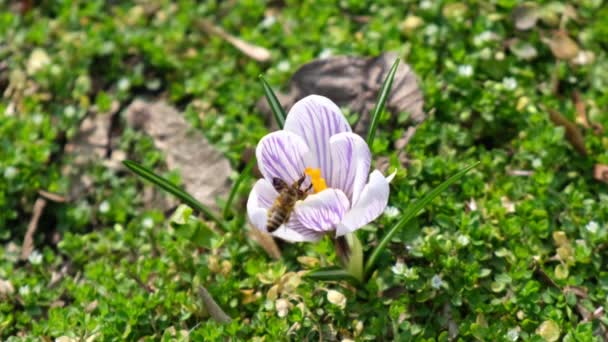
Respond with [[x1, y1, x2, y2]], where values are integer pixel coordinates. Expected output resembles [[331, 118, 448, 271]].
[[267, 207, 289, 232]]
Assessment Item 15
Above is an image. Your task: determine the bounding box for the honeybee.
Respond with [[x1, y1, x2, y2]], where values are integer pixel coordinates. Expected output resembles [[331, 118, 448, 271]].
[[267, 174, 312, 232]]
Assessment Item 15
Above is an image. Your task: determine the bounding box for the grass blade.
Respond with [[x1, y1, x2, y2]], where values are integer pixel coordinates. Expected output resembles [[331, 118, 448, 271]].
[[222, 157, 256, 219], [364, 161, 479, 278], [259, 75, 286, 128], [366, 58, 400, 145], [305, 266, 362, 286], [123, 160, 229, 232]]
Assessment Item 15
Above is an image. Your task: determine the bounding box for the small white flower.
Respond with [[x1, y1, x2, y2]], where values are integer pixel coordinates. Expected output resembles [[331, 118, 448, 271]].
[[420, 0, 433, 9], [32, 113, 44, 125], [457, 234, 470, 247], [276, 298, 289, 317], [474, 31, 498, 46], [64, 106, 76, 118], [327, 289, 346, 309], [506, 327, 520, 341], [457, 64, 473, 77], [27, 48, 51, 74], [118, 78, 130, 92], [260, 15, 277, 28], [19, 285, 30, 297], [277, 60, 291, 72], [391, 261, 406, 275], [4, 166, 18, 179], [532, 158, 542, 169], [383, 206, 400, 218], [99, 201, 110, 214], [424, 24, 438, 37], [431, 274, 443, 289], [503, 77, 518, 91], [586, 221, 599, 234], [319, 49, 333, 59], [479, 47, 492, 60], [142, 217, 154, 229], [28, 250, 43, 265]]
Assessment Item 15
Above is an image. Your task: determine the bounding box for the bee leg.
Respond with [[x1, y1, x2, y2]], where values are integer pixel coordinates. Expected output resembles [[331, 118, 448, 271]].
[[304, 183, 313, 193], [296, 174, 307, 186]]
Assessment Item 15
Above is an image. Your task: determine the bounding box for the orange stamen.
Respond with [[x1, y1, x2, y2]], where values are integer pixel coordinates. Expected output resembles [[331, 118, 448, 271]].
[[304, 167, 327, 193]]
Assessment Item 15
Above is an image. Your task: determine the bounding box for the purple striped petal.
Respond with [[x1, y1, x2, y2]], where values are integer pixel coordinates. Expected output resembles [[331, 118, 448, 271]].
[[294, 189, 350, 232], [327, 132, 371, 203], [247, 179, 279, 232], [256, 131, 309, 185], [284, 95, 351, 185], [336, 170, 390, 236], [272, 218, 324, 242]]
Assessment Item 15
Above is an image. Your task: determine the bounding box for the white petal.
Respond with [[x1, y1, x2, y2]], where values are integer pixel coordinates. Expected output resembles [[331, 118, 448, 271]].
[[336, 170, 390, 236], [272, 218, 324, 243], [247, 179, 279, 232], [327, 132, 371, 203], [284, 95, 351, 179], [294, 189, 350, 232], [256, 130, 309, 185]]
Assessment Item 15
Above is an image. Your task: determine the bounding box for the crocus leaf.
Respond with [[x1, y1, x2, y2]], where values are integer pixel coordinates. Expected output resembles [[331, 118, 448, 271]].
[[305, 266, 362, 286], [123, 160, 229, 232], [259, 75, 286, 128], [198, 286, 232, 323], [364, 161, 479, 278], [366, 58, 400, 145], [223, 157, 256, 219]]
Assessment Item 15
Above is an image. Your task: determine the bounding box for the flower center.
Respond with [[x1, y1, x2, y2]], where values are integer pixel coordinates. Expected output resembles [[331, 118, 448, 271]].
[[304, 167, 327, 193]]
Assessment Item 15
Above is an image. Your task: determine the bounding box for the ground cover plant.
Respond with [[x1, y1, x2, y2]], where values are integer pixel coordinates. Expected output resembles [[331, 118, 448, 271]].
[[1, 0, 608, 340]]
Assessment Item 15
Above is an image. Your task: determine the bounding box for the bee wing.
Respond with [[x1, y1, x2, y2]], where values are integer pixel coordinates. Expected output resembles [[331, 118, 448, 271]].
[[272, 178, 289, 192]]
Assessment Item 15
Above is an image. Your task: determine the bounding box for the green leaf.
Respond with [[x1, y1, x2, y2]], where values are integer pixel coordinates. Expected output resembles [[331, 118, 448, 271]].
[[305, 266, 362, 286], [170, 204, 217, 249], [223, 157, 256, 219], [123, 160, 229, 232], [344, 233, 364, 282], [364, 161, 479, 278], [259, 75, 286, 128], [366, 58, 400, 145]]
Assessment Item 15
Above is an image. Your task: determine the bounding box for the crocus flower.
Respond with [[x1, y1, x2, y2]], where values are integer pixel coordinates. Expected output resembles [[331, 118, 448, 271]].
[[247, 95, 394, 242]]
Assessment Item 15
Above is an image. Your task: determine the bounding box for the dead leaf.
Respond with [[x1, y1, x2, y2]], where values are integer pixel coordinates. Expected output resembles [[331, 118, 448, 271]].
[[126, 99, 232, 210], [512, 4, 538, 31], [395, 126, 417, 150], [62, 113, 114, 200], [572, 91, 590, 128], [38, 190, 68, 203], [507, 169, 534, 177], [247, 226, 281, 260], [548, 109, 587, 156], [572, 50, 595, 66], [442, 3, 468, 19], [508, 39, 538, 60], [0, 279, 14, 297], [257, 52, 425, 136], [548, 31, 579, 60], [501, 196, 516, 213], [85, 300, 99, 313], [198, 286, 232, 323], [21, 197, 47, 260], [594, 165, 608, 183], [400, 16, 424, 34], [198, 19, 272, 62]]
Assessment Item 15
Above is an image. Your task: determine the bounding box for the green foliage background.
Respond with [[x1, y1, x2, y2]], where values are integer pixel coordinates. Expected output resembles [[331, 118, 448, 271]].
[[1, 0, 608, 340]]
